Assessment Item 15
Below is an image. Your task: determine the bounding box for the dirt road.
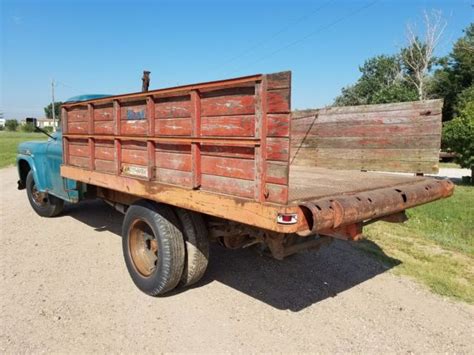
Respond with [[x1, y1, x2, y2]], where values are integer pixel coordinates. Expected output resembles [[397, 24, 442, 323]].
[[1, 166, 472, 353]]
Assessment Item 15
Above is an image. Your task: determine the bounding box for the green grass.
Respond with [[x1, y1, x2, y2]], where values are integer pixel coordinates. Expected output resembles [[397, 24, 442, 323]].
[[0, 131, 47, 168], [357, 184, 474, 304]]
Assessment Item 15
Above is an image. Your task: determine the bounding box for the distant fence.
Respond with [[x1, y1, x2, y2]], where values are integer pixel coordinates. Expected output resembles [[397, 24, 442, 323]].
[[290, 99, 443, 174]]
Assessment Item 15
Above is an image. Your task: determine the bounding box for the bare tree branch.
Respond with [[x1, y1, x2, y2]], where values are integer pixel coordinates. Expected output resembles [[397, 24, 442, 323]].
[[403, 9, 447, 100]]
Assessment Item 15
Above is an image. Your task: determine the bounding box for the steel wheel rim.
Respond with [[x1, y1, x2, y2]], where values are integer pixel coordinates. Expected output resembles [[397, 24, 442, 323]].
[[129, 219, 158, 277], [31, 183, 48, 207]]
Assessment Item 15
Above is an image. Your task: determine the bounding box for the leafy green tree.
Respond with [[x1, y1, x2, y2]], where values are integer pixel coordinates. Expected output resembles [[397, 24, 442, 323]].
[[44, 102, 63, 120], [432, 23, 473, 121], [334, 55, 418, 106], [442, 85, 474, 182], [5, 119, 19, 131]]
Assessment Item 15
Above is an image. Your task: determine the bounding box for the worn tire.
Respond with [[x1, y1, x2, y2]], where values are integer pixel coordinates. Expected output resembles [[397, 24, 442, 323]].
[[122, 200, 185, 296], [26, 171, 64, 217], [175, 208, 209, 287]]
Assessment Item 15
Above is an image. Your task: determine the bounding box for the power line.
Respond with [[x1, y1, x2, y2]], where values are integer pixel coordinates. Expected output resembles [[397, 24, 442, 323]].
[[212, 0, 336, 75], [228, 0, 381, 75]]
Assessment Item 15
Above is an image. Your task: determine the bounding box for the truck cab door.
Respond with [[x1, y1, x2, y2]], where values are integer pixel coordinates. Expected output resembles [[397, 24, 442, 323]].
[[45, 131, 79, 202]]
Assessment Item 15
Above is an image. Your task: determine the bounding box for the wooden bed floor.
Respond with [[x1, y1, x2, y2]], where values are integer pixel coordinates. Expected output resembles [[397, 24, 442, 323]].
[[288, 165, 427, 203]]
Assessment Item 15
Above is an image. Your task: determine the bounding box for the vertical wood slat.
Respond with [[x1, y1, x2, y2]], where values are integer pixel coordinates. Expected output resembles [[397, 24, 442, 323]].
[[147, 96, 155, 180], [191, 90, 202, 189], [63, 137, 69, 165], [114, 100, 122, 174], [254, 77, 268, 201], [115, 139, 122, 175], [88, 103, 95, 170], [61, 107, 68, 134]]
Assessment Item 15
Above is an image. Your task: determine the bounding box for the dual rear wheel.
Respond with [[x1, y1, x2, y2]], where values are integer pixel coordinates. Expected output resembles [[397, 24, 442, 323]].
[[122, 200, 209, 296]]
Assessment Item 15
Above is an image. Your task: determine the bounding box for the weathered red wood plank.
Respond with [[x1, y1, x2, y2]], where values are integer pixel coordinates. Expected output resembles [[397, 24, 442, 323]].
[[200, 145, 254, 159], [266, 161, 289, 185], [121, 140, 147, 150], [120, 102, 147, 121], [155, 96, 191, 118], [94, 121, 114, 134], [121, 120, 148, 135], [114, 100, 121, 135], [68, 121, 89, 134], [191, 90, 202, 188], [155, 151, 192, 171], [266, 137, 289, 161], [67, 108, 88, 122], [200, 174, 254, 199], [147, 97, 155, 137], [291, 135, 441, 150], [121, 148, 148, 165], [267, 71, 291, 90], [69, 155, 89, 168], [156, 168, 192, 186], [201, 92, 255, 117], [267, 88, 290, 113], [95, 145, 115, 161], [265, 183, 288, 204], [155, 118, 192, 136], [94, 105, 114, 121], [267, 113, 290, 137], [155, 143, 191, 154], [291, 157, 438, 173], [68, 144, 89, 157], [201, 115, 255, 137], [88, 104, 94, 135], [88, 138, 95, 170], [95, 159, 116, 173], [201, 155, 254, 180]]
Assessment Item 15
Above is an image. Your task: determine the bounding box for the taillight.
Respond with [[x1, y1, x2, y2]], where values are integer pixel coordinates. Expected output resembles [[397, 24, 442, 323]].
[[277, 213, 298, 224]]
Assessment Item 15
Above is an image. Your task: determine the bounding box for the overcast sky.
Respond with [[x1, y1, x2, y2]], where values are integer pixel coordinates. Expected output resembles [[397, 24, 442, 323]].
[[1, 0, 472, 119]]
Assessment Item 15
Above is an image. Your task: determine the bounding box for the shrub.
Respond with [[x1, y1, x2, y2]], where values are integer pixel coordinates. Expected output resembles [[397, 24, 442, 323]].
[[443, 114, 474, 182], [21, 123, 36, 133], [5, 119, 19, 131]]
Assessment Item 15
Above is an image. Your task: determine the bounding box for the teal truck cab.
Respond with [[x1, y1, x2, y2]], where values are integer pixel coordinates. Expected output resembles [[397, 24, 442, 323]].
[[16, 95, 108, 216]]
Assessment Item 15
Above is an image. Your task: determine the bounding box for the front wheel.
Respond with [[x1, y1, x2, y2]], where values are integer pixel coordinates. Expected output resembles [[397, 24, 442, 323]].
[[26, 171, 64, 217], [122, 201, 185, 296]]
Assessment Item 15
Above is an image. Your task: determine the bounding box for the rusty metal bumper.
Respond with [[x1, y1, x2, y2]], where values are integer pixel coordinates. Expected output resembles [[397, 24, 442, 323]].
[[297, 178, 454, 236]]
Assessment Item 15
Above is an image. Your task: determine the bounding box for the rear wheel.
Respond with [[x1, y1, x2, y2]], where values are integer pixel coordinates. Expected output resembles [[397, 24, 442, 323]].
[[122, 201, 185, 296], [26, 171, 64, 217], [175, 208, 209, 287]]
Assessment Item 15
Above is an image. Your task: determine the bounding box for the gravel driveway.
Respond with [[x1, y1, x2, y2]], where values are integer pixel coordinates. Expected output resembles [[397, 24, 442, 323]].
[[0, 166, 472, 353]]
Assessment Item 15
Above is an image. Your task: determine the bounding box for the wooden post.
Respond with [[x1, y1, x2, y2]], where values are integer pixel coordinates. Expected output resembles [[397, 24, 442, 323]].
[[114, 100, 122, 175], [88, 103, 95, 170], [254, 77, 268, 201], [147, 96, 155, 180], [191, 90, 201, 189]]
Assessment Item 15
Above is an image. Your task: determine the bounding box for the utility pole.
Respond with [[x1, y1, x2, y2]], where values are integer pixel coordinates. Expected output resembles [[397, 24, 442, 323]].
[[51, 79, 56, 132]]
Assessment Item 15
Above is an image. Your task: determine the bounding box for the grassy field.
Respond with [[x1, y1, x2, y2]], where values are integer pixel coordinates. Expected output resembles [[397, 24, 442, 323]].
[[0, 131, 47, 168], [357, 184, 474, 304]]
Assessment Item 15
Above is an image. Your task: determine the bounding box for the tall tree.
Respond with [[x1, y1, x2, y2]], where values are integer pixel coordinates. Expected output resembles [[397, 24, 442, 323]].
[[334, 55, 417, 106], [44, 102, 63, 120], [402, 10, 446, 100], [432, 23, 473, 121]]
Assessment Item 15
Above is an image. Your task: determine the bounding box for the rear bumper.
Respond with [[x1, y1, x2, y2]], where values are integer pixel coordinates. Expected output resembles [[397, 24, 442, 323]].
[[297, 178, 454, 236]]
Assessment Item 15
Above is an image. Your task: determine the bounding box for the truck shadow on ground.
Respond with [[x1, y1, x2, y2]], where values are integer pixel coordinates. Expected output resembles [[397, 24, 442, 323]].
[[66, 199, 400, 312]]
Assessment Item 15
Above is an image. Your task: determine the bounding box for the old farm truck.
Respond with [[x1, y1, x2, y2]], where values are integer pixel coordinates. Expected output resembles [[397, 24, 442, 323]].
[[17, 71, 453, 295]]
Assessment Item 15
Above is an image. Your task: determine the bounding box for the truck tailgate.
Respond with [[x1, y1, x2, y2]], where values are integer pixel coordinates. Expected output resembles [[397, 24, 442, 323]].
[[290, 166, 454, 235]]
